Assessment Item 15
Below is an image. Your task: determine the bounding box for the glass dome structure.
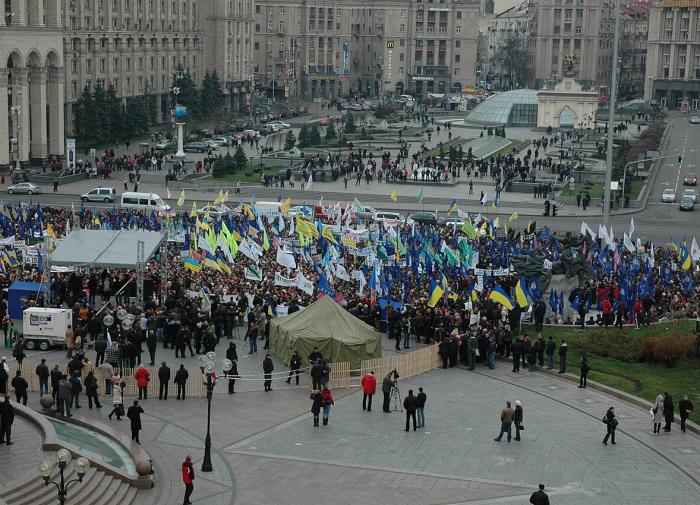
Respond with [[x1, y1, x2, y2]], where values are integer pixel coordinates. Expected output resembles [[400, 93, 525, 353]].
[[466, 89, 539, 126]]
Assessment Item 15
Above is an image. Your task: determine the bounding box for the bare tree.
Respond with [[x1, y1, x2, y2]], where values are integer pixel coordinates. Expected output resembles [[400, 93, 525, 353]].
[[490, 32, 528, 90]]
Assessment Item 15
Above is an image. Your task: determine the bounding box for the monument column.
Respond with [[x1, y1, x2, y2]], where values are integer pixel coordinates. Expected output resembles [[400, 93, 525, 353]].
[[29, 67, 49, 161], [0, 70, 9, 166]]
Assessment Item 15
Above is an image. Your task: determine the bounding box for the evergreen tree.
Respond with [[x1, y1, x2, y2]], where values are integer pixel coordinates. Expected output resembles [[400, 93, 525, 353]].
[[223, 152, 235, 174], [105, 83, 123, 142], [92, 82, 109, 142], [75, 84, 98, 144], [325, 122, 337, 142], [344, 112, 356, 133], [200, 70, 224, 113], [308, 125, 321, 146], [212, 155, 226, 177], [172, 65, 200, 117], [284, 129, 297, 150], [297, 125, 310, 148], [233, 144, 247, 171]]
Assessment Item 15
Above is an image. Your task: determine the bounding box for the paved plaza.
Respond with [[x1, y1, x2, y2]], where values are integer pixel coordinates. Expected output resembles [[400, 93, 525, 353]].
[[3, 338, 699, 505]]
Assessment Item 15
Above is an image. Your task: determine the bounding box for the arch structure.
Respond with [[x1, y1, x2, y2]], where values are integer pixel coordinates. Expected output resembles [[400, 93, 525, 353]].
[[1, 4, 65, 167]]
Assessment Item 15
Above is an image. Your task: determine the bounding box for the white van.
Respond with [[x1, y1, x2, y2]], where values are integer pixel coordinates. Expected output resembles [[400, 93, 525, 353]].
[[120, 192, 171, 212], [253, 201, 283, 216]]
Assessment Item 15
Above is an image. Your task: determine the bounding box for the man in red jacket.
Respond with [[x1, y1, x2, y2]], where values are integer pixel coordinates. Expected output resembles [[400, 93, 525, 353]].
[[361, 371, 377, 412], [182, 455, 195, 505]]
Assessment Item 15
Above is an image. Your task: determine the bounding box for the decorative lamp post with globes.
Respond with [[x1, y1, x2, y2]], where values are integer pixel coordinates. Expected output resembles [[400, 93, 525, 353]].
[[198, 352, 233, 473], [7, 80, 22, 170], [38, 449, 90, 505]]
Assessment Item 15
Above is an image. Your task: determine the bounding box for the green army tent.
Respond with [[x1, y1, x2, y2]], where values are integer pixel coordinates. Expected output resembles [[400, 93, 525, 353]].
[[270, 296, 382, 369]]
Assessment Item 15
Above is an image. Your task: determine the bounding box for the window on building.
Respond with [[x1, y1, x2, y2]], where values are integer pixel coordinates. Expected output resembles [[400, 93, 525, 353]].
[[554, 25, 560, 34], [400, 9, 406, 17], [565, 9, 571, 20], [455, 40, 460, 48], [456, 11, 462, 19], [400, 53, 404, 61], [574, 39, 581, 49], [455, 54, 460, 62], [255, 23, 260, 32], [552, 54, 558, 64], [255, 42, 259, 50], [455, 26, 461, 33], [400, 24, 405, 32], [575, 26, 581, 35], [576, 9, 583, 19]]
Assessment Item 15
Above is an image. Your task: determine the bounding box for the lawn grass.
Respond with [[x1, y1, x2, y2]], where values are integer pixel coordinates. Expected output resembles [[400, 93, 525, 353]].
[[201, 163, 285, 183], [572, 179, 644, 200], [526, 321, 700, 423]]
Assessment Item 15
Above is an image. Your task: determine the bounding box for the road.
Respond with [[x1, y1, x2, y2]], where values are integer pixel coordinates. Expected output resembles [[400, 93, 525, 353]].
[[3, 115, 697, 244]]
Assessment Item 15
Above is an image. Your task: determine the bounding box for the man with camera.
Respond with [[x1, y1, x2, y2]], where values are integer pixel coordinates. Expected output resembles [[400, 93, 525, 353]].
[[382, 370, 397, 413]]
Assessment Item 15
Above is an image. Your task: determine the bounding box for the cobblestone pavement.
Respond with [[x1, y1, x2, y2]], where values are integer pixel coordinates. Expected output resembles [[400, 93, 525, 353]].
[[6, 348, 700, 505]]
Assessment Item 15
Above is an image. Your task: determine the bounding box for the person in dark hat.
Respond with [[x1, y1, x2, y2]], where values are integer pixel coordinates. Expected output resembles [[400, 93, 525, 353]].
[[0, 395, 15, 445]]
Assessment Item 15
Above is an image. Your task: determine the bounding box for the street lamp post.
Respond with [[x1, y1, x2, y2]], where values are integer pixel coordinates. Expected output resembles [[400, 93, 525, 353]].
[[621, 154, 681, 199], [7, 80, 22, 170], [198, 352, 233, 473], [39, 449, 90, 505]]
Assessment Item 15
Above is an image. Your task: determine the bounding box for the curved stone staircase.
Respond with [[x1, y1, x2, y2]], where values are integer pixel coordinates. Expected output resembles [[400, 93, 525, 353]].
[[0, 453, 139, 505]]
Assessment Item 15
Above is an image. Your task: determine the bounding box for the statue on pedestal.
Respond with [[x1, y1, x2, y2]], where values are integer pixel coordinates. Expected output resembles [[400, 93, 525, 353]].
[[561, 52, 579, 77]]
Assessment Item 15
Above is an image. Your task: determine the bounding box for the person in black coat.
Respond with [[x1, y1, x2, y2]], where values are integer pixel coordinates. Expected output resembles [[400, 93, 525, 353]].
[[146, 331, 158, 365], [579, 357, 590, 388], [226, 359, 239, 394], [511, 337, 522, 373], [158, 362, 171, 400], [174, 364, 189, 400], [514, 400, 524, 441], [438, 337, 450, 369], [558, 339, 568, 374], [126, 400, 144, 444], [84, 371, 102, 409], [310, 390, 322, 427], [403, 389, 418, 432], [679, 394, 694, 433], [0, 395, 15, 444], [10, 370, 28, 405], [262, 354, 274, 391], [286, 351, 302, 385], [662, 392, 675, 432], [529, 484, 550, 505], [602, 406, 618, 445], [94, 338, 107, 367], [50, 364, 63, 402]]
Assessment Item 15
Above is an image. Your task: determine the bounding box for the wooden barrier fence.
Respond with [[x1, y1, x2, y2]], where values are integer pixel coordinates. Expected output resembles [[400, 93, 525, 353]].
[[2, 345, 439, 397], [2, 361, 206, 398]]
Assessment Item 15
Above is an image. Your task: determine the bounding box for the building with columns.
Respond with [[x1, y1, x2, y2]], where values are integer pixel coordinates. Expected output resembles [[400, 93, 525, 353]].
[[1, 0, 65, 167], [645, 0, 700, 109]]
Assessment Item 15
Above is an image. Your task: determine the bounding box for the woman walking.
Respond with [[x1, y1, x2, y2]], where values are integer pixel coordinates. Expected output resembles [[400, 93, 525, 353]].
[[84, 371, 102, 409], [108, 377, 125, 420], [310, 389, 322, 427], [514, 400, 524, 441], [602, 406, 618, 445], [320, 386, 335, 426], [652, 394, 664, 434]]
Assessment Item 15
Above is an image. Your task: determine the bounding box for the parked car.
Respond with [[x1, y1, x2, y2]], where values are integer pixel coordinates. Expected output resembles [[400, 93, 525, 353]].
[[154, 139, 172, 150], [242, 129, 261, 139], [183, 142, 207, 153], [682, 188, 697, 202], [689, 116, 700, 124], [198, 204, 232, 217], [661, 188, 676, 203], [680, 195, 695, 211], [684, 173, 697, 185], [410, 211, 438, 225], [7, 182, 41, 195], [356, 205, 377, 219], [270, 120, 291, 129], [372, 211, 402, 224], [211, 136, 232, 146], [81, 187, 117, 203]]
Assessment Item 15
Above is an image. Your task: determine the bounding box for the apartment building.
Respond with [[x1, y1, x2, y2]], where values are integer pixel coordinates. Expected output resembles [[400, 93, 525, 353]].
[[526, 0, 615, 92], [645, 0, 700, 109], [250, 0, 480, 100], [619, 3, 648, 101]]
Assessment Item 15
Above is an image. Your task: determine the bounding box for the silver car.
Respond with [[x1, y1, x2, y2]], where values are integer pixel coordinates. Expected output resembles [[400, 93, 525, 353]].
[[7, 182, 41, 195], [661, 189, 676, 203], [682, 188, 697, 203], [81, 187, 117, 202]]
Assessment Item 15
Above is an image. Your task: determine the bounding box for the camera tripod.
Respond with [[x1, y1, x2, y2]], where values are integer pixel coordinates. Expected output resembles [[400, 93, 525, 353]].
[[390, 381, 403, 412]]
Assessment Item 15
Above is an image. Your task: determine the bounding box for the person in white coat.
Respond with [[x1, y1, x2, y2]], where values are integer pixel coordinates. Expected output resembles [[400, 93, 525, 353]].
[[108, 377, 125, 421], [652, 394, 664, 434]]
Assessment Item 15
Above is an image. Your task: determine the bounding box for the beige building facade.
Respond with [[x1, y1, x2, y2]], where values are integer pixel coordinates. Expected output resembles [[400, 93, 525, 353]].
[[536, 76, 597, 128], [526, 0, 614, 93], [645, 0, 700, 109], [250, 0, 480, 100], [61, 0, 206, 132], [1, 0, 65, 166]]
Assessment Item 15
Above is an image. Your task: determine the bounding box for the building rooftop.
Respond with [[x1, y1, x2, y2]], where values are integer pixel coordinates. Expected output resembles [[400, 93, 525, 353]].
[[466, 89, 539, 126]]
